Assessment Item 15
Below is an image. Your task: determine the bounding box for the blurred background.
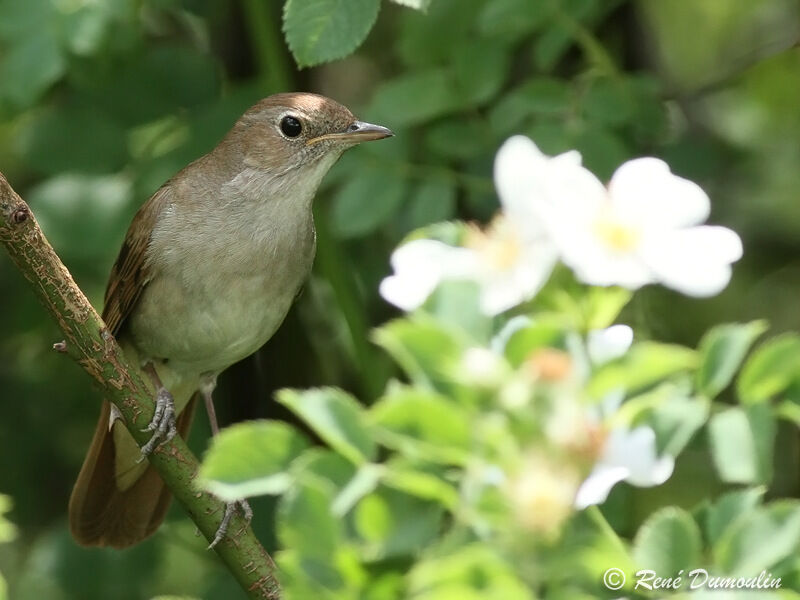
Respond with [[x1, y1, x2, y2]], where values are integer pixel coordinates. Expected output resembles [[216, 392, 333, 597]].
[[0, 0, 799, 597]]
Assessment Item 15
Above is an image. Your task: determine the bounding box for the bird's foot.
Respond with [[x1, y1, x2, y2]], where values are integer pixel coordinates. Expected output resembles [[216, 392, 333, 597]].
[[208, 499, 253, 549], [138, 387, 177, 458]]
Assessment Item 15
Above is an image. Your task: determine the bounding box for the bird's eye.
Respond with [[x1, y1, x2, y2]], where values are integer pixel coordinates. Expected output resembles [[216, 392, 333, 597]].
[[280, 116, 303, 138]]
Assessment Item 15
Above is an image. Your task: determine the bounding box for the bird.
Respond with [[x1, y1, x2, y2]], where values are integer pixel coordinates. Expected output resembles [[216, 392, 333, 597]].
[[68, 92, 393, 549]]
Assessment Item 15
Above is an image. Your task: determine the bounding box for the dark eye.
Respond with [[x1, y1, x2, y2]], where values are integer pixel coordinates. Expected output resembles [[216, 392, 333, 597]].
[[280, 116, 302, 138]]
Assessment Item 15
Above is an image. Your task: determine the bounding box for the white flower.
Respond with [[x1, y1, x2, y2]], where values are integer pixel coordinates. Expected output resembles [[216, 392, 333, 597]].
[[574, 426, 674, 509], [379, 136, 571, 316], [587, 324, 633, 365], [530, 152, 743, 297], [379, 239, 475, 311]]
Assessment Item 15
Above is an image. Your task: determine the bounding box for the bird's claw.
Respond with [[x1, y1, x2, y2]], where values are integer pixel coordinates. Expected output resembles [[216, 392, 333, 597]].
[[138, 387, 177, 459], [208, 499, 253, 549]]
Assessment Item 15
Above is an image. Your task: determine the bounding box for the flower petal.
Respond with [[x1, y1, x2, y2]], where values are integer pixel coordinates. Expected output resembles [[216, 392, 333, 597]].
[[380, 240, 476, 311], [588, 325, 634, 364], [641, 226, 743, 297], [574, 465, 629, 509], [609, 158, 711, 229]]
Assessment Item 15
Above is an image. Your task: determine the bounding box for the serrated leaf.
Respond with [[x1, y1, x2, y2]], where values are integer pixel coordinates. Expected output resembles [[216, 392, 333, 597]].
[[715, 501, 800, 576], [633, 507, 702, 575], [737, 334, 800, 404], [708, 405, 775, 485], [696, 321, 767, 398], [706, 487, 766, 545], [198, 420, 310, 501], [277, 388, 376, 464], [283, 0, 381, 67]]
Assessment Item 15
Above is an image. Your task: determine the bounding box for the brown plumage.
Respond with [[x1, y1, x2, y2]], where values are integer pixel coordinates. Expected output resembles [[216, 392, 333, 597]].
[[68, 92, 392, 548]]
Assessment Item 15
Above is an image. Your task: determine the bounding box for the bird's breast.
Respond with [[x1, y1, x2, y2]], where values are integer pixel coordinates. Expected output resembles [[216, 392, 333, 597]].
[[129, 192, 316, 376]]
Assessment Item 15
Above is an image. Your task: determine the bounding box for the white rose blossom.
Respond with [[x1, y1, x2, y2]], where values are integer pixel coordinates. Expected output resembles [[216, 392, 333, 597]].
[[380, 140, 562, 316], [501, 136, 743, 297], [381, 135, 742, 314]]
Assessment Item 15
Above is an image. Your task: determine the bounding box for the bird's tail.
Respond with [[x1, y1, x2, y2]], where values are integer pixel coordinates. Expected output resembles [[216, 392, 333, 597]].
[[68, 395, 197, 548]]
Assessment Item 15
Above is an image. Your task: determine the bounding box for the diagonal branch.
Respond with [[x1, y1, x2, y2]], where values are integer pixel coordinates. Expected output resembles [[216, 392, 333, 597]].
[[0, 172, 280, 600]]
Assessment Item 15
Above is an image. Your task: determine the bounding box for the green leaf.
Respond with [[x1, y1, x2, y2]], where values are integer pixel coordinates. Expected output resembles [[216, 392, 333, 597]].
[[489, 78, 572, 134], [582, 286, 633, 330], [283, 0, 381, 67], [18, 107, 128, 175], [0, 495, 17, 544], [453, 40, 509, 106], [649, 392, 709, 456], [502, 319, 567, 367], [706, 487, 766, 545], [708, 405, 775, 485], [715, 501, 800, 575], [424, 119, 492, 160], [696, 321, 767, 398], [633, 507, 702, 576], [355, 487, 443, 559], [737, 334, 800, 404], [368, 69, 462, 127], [0, 32, 64, 107], [589, 342, 698, 398], [197, 420, 309, 501], [331, 463, 383, 516], [330, 168, 406, 238], [278, 475, 341, 558], [370, 388, 471, 464], [382, 460, 459, 509], [408, 545, 534, 600], [372, 316, 466, 389], [403, 179, 457, 230], [277, 388, 376, 464], [478, 0, 548, 40]]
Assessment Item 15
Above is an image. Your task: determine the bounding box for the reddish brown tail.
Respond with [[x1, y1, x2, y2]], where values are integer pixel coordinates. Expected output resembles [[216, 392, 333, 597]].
[[68, 397, 196, 548]]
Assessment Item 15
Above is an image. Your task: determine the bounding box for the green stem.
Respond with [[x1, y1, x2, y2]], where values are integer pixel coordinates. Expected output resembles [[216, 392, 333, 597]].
[[550, 1, 622, 78], [240, 0, 292, 91], [586, 505, 632, 562]]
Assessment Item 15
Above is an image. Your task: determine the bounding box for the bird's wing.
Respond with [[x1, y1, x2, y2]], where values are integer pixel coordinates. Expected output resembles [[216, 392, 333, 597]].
[[102, 185, 173, 336]]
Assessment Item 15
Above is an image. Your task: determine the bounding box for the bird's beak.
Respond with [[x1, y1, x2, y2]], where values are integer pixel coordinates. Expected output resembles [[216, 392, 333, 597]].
[[307, 121, 394, 146]]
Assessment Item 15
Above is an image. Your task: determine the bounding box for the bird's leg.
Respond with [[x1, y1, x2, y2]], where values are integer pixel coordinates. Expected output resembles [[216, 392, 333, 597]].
[[201, 376, 253, 549], [138, 362, 177, 458]]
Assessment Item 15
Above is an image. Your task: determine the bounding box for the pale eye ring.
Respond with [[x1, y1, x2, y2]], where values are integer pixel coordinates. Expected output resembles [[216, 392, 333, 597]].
[[280, 115, 302, 138]]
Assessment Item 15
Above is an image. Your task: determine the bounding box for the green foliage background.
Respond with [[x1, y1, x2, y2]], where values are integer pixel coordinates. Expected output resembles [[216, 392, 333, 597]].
[[1, 0, 799, 598]]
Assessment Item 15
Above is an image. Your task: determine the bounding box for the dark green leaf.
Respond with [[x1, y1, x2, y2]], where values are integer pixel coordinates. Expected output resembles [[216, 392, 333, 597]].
[[737, 334, 800, 404], [708, 405, 775, 485], [283, 0, 381, 67], [706, 487, 766, 545], [696, 321, 767, 398], [330, 168, 406, 238]]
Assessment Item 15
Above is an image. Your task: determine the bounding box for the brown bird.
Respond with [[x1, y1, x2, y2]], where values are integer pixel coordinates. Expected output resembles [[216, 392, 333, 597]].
[[68, 92, 392, 549]]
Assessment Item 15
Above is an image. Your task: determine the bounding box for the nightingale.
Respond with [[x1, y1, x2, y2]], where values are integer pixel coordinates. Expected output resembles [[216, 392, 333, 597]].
[[68, 92, 393, 549]]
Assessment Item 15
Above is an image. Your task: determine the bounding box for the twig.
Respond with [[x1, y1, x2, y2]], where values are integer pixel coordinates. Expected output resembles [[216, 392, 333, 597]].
[[0, 172, 280, 600]]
